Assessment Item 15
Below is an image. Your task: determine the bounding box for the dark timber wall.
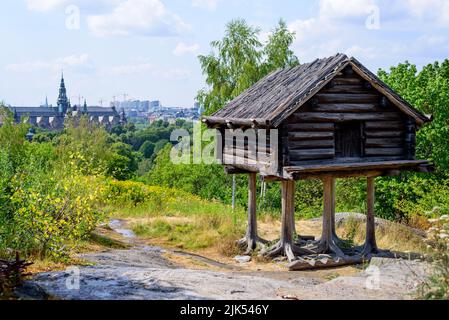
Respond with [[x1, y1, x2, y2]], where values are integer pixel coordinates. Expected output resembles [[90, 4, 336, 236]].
[[284, 66, 416, 166]]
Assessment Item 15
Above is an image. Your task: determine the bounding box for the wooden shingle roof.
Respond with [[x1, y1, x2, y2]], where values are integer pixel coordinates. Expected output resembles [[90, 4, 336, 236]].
[[203, 53, 429, 128]]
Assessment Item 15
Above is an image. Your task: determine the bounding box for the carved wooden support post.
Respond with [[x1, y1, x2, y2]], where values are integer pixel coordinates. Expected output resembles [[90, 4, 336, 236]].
[[262, 180, 312, 261], [237, 173, 267, 253], [312, 177, 345, 257], [361, 177, 378, 257]]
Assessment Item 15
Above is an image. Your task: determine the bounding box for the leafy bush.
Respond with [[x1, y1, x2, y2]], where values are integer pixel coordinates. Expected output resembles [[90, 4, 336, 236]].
[[0, 113, 105, 261], [420, 214, 449, 300]]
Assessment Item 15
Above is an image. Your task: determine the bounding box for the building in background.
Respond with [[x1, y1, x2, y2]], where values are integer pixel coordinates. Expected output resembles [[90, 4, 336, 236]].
[[6, 75, 125, 130]]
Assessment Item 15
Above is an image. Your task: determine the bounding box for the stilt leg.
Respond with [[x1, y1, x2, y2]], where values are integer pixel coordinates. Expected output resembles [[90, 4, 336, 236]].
[[308, 177, 345, 258], [237, 173, 268, 254], [262, 180, 313, 262], [360, 177, 379, 257], [330, 185, 350, 248]]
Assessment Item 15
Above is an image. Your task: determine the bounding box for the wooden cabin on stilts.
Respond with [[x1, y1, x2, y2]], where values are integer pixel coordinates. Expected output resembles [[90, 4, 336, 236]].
[[202, 54, 433, 271]]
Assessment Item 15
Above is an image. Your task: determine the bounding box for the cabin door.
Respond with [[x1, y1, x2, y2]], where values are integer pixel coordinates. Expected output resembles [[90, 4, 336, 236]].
[[335, 122, 363, 159]]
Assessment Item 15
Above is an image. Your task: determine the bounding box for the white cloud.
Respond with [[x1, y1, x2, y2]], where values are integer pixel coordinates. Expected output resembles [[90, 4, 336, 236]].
[[402, 0, 449, 27], [287, 0, 449, 64], [319, 0, 377, 20], [191, 0, 220, 10], [25, 0, 67, 12], [173, 42, 200, 56], [345, 45, 380, 60], [87, 0, 190, 37], [6, 54, 91, 73]]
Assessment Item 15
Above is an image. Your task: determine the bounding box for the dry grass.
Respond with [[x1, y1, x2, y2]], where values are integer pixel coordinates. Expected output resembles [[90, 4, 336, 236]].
[[338, 216, 427, 254]]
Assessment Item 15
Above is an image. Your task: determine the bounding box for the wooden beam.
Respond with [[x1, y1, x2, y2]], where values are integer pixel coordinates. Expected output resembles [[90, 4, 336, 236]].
[[364, 121, 404, 130], [290, 112, 402, 123], [365, 148, 405, 157], [289, 132, 334, 141], [312, 103, 382, 113], [289, 149, 335, 161], [287, 123, 334, 132], [202, 116, 271, 128], [283, 160, 428, 174], [224, 166, 253, 175], [315, 93, 380, 104], [290, 170, 385, 181]]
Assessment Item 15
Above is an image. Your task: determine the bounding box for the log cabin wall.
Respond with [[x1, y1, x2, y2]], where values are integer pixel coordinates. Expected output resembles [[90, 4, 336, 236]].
[[222, 127, 279, 174], [285, 66, 415, 166]]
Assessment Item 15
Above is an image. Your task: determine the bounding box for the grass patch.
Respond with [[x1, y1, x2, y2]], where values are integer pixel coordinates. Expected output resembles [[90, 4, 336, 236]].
[[87, 232, 130, 250], [339, 216, 427, 254], [132, 214, 244, 251], [105, 181, 247, 252]]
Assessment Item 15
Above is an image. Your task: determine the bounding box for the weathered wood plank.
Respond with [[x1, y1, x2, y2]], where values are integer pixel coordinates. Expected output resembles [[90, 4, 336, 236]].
[[316, 93, 379, 104], [289, 139, 335, 149], [223, 154, 259, 166], [312, 103, 382, 113], [322, 84, 369, 94], [365, 138, 404, 148], [291, 112, 402, 123], [365, 148, 405, 156], [290, 149, 335, 160], [224, 147, 258, 160], [331, 77, 364, 85], [365, 131, 404, 138], [364, 121, 405, 130], [283, 160, 428, 173], [289, 132, 334, 141], [287, 123, 334, 132]]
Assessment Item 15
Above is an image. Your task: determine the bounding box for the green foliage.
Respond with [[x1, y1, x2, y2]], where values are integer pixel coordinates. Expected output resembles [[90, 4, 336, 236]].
[[106, 142, 139, 180], [139, 141, 155, 158], [197, 19, 299, 115], [378, 60, 449, 171], [0, 114, 105, 261], [375, 60, 449, 222], [419, 215, 449, 300]]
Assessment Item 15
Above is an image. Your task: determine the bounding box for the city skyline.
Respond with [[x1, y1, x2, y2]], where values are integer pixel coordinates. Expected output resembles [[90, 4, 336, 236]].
[[1, 0, 449, 107]]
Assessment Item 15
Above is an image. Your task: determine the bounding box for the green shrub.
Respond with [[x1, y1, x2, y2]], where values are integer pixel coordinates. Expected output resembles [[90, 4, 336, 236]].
[[419, 215, 449, 300]]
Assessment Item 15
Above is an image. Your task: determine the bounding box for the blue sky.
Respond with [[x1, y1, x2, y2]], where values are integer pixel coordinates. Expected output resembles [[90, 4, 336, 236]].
[[1, 0, 448, 108]]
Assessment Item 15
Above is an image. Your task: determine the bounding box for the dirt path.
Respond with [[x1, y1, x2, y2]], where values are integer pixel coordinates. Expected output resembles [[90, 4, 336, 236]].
[[19, 219, 429, 300]]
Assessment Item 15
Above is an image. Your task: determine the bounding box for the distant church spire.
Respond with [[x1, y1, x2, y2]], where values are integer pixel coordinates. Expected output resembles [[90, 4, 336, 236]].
[[82, 99, 88, 115], [57, 72, 69, 114], [119, 108, 127, 125]]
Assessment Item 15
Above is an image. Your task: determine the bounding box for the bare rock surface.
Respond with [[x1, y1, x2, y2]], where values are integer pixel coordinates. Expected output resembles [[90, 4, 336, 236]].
[[22, 219, 430, 300], [27, 246, 310, 300], [278, 257, 429, 300]]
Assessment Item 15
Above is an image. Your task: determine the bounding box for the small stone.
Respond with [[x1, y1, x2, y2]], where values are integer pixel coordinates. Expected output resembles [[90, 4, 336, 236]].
[[234, 255, 252, 263]]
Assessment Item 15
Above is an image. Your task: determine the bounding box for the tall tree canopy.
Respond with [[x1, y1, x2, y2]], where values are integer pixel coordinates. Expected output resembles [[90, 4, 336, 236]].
[[197, 19, 299, 115], [378, 60, 449, 173]]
